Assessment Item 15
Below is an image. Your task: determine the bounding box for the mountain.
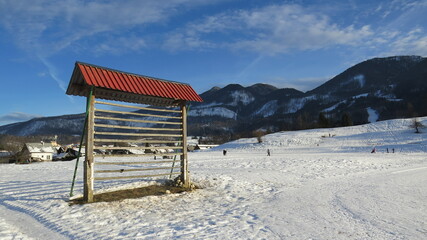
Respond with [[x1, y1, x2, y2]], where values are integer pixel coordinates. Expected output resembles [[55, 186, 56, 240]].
[[188, 56, 427, 139], [1, 56, 426, 141], [0, 113, 85, 136]]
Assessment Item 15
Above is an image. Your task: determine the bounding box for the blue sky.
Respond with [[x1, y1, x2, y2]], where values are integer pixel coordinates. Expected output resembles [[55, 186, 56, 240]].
[[0, 0, 426, 126]]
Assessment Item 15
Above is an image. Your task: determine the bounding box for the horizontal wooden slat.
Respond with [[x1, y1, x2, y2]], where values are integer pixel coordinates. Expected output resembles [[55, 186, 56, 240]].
[[95, 116, 182, 125], [95, 100, 181, 113], [96, 153, 183, 158], [94, 131, 182, 137], [95, 166, 181, 173], [94, 123, 182, 132], [94, 146, 182, 150], [95, 172, 181, 181], [95, 159, 179, 165], [95, 108, 182, 119], [94, 139, 183, 144]]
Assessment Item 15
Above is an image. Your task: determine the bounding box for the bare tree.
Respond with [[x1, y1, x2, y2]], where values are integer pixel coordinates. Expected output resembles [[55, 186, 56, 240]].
[[410, 118, 425, 133], [252, 130, 265, 143]]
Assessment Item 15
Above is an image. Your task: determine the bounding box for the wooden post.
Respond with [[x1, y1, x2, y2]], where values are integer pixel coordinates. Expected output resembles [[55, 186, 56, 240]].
[[180, 103, 190, 188], [84, 93, 95, 202]]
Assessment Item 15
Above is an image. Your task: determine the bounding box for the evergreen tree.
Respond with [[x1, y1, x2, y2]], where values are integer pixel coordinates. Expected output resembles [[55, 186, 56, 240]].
[[318, 112, 330, 128], [341, 112, 353, 126]]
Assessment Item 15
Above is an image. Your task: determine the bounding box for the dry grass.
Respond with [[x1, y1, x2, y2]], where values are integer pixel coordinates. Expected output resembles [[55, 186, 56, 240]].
[[70, 184, 194, 204]]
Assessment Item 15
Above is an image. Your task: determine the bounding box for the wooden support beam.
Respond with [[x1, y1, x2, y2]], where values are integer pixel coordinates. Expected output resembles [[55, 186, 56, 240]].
[[180, 104, 190, 188], [84, 93, 95, 203]]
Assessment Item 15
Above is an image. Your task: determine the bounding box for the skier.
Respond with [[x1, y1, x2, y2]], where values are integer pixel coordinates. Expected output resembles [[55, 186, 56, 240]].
[[223, 149, 227, 156], [267, 149, 271, 156]]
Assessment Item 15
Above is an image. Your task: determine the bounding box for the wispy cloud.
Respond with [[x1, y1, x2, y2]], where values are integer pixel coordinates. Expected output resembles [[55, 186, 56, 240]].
[[0, 112, 43, 126], [0, 0, 221, 56], [163, 4, 373, 54]]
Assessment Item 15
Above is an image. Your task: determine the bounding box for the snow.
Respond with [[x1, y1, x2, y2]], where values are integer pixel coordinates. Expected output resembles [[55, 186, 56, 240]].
[[340, 74, 365, 89], [1, 117, 427, 239], [323, 100, 346, 112], [285, 95, 317, 114], [254, 100, 278, 117], [353, 93, 369, 99], [367, 107, 379, 123], [229, 91, 254, 106], [353, 74, 365, 88], [188, 107, 237, 119]]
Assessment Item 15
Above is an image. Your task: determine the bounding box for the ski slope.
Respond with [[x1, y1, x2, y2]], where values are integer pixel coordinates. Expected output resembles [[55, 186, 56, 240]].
[[0, 117, 426, 239]]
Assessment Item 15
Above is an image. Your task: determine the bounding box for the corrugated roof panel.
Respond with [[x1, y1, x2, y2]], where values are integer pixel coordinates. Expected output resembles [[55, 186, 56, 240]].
[[166, 81, 178, 99], [87, 65, 101, 87], [68, 62, 202, 103], [78, 65, 93, 85], [128, 74, 142, 95], [104, 68, 118, 90], [134, 76, 145, 95], [105, 70, 119, 90], [124, 74, 140, 95], [139, 77, 151, 95], [146, 78, 158, 97], [95, 68, 110, 89], [111, 71, 126, 93], [79, 65, 93, 86], [157, 80, 172, 99], [101, 69, 114, 90], [117, 72, 132, 93]]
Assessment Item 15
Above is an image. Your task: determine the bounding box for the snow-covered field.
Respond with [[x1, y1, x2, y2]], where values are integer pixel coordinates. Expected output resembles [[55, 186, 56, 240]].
[[1, 117, 426, 239]]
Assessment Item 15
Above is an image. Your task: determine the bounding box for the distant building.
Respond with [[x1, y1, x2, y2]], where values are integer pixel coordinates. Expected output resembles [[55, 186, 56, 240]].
[[19, 142, 56, 162], [0, 150, 13, 164]]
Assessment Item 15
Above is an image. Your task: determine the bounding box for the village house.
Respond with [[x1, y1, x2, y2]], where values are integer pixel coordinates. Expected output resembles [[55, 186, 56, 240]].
[[0, 150, 13, 164], [19, 141, 56, 162]]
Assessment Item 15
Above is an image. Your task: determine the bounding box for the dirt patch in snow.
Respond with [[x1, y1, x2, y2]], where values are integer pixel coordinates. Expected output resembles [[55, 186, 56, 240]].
[[70, 185, 195, 204]]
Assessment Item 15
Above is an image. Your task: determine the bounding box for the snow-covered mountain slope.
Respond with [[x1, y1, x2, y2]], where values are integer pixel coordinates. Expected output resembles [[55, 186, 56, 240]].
[[221, 117, 427, 153], [1, 117, 426, 239]]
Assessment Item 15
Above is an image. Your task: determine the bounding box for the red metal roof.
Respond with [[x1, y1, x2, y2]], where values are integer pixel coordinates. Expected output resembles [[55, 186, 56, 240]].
[[66, 62, 203, 105]]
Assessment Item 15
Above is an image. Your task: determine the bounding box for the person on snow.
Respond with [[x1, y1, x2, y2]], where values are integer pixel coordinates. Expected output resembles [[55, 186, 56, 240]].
[[267, 149, 271, 156]]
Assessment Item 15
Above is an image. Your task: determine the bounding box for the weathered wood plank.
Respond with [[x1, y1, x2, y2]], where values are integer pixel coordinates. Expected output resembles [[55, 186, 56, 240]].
[[94, 123, 182, 132], [94, 139, 183, 144], [95, 100, 181, 113], [95, 159, 179, 165], [95, 108, 182, 119], [180, 104, 190, 188], [95, 153, 183, 159], [95, 166, 181, 173], [94, 131, 182, 137], [95, 172, 181, 181], [84, 94, 95, 203], [94, 146, 182, 150], [94, 115, 182, 125]]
